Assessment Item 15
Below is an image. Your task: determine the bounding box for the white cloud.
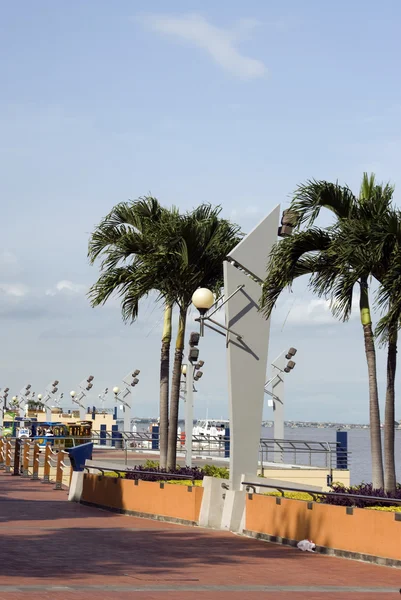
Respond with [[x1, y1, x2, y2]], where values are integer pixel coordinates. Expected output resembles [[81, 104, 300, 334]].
[[279, 296, 359, 327], [46, 280, 87, 297], [0, 283, 29, 297], [140, 13, 266, 79]]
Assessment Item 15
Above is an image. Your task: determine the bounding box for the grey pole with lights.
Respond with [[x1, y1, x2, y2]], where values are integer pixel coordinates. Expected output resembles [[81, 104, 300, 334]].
[[0, 388, 9, 429], [113, 370, 140, 433], [40, 380, 60, 421], [182, 332, 204, 467], [70, 375, 94, 420], [264, 347, 297, 462], [15, 384, 32, 418]]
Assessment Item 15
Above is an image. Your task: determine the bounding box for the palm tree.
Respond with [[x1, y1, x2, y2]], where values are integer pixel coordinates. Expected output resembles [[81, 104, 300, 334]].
[[331, 194, 399, 492], [89, 199, 242, 471], [88, 197, 177, 469], [359, 206, 401, 491], [159, 205, 242, 469], [261, 174, 395, 490]]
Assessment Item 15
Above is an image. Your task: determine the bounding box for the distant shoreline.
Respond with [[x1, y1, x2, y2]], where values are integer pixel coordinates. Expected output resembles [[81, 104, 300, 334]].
[[119, 418, 401, 430]]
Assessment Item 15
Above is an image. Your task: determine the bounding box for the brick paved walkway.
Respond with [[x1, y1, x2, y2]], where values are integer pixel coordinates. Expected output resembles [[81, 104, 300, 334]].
[[0, 472, 400, 599]]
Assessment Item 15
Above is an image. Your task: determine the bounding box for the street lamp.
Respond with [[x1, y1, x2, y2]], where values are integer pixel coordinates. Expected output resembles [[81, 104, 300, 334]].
[[14, 384, 33, 418], [38, 380, 60, 420], [113, 370, 140, 433], [278, 210, 298, 238], [0, 387, 9, 429], [69, 376, 94, 420], [98, 388, 109, 412], [264, 347, 298, 462], [192, 288, 215, 335], [192, 286, 244, 339], [182, 332, 205, 467]]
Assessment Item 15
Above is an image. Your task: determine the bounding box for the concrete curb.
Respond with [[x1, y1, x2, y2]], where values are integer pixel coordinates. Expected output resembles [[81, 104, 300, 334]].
[[243, 529, 401, 569]]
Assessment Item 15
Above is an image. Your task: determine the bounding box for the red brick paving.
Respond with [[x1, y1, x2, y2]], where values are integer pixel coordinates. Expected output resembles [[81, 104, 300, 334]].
[[0, 471, 400, 599]]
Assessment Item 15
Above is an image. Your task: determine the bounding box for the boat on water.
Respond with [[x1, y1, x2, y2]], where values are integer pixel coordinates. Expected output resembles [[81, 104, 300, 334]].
[[192, 419, 229, 439]]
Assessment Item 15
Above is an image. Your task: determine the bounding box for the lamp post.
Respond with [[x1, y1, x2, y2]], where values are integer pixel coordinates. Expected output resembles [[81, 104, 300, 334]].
[[53, 392, 64, 408], [264, 348, 297, 462], [113, 370, 140, 433], [181, 333, 205, 467], [192, 289, 215, 336], [70, 375, 94, 420], [40, 380, 59, 421], [0, 388, 9, 429], [98, 388, 109, 412], [14, 384, 32, 418]]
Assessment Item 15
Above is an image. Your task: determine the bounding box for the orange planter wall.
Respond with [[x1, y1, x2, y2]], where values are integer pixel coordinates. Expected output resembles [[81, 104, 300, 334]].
[[81, 474, 204, 524], [246, 494, 401, 562]]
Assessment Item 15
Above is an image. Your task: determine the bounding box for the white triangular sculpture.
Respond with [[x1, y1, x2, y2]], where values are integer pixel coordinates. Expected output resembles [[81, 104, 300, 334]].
[[224, 205, 280, 490]]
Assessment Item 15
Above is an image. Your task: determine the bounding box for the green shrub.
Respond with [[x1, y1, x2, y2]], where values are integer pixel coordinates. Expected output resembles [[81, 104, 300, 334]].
[[201, 464, 229, 479], [265, 491, 320, 502], [144, 459, 160, 469], [165, 479, 203, 487], [365, 505, 401, 512]]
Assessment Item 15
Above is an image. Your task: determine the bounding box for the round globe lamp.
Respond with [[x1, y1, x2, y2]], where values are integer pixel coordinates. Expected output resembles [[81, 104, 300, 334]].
[[192, 288, 214, 315]]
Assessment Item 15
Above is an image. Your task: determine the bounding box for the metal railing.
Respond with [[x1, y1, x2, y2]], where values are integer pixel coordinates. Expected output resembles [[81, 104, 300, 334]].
[[0, 437, 67, 488], [85, 465, 200, 484], [117, 432, 350, 470], [258, 438, 348, 470], [242, 481, 401, 506], [1, 432, 351, 470]]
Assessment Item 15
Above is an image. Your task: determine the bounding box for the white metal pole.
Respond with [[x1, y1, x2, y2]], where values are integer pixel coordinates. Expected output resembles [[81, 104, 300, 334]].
[[45, 402, 52, 422], [271, 352, 285, 463], [123, 403, 131, 434], [185, 365, 194, 467]]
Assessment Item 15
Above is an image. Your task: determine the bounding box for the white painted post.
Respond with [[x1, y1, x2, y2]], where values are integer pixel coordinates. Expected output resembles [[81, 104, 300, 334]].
[[123, 404, 131, 435], [272, 353, 285, 463], [185, 364, 194, 467]]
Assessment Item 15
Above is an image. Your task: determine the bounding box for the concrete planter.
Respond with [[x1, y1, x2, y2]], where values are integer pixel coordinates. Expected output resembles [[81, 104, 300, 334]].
[[80, 473, 204, 526], [245, 494, 401, 567]]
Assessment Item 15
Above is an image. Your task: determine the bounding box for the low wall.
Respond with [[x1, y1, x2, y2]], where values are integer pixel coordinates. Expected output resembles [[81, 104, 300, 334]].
[[81, 474, 204, 525], [259, 468, 350, 491], [245, 493, 401, 567]]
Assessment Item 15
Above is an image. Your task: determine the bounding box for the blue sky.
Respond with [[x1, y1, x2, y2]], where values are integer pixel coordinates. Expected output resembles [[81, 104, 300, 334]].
[[1, 0, 401, 422]]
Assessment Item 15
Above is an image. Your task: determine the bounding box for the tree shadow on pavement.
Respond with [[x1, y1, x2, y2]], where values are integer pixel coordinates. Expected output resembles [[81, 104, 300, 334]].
[[0, 525, 310, 582]]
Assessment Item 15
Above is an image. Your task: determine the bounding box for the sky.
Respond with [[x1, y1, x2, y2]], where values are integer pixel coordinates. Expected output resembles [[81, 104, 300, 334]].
[[1, 0, 401, 423]]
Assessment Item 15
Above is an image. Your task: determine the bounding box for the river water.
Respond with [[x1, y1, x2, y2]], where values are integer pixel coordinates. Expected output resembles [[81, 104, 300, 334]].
[[133, 421, 400, 485], [261, 426, 401, 485]]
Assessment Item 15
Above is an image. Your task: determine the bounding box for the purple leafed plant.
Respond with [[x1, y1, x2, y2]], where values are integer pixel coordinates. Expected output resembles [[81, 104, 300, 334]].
[[323, 482, 401, 508], [125, 465, 205, 482]]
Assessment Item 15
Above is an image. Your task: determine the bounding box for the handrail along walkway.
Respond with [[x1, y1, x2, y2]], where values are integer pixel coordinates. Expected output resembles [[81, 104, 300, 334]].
[[242, 480, 401, 505], [85, 465, 200, 485]]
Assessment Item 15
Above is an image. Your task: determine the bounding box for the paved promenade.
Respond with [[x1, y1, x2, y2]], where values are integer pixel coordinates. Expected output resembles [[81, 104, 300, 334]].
[[0, 472, 400, 599]]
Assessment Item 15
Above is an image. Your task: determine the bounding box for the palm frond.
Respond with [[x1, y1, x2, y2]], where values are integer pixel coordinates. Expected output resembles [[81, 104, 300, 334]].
[[291, 180, 357, 227], [260, 228, 332, 318]]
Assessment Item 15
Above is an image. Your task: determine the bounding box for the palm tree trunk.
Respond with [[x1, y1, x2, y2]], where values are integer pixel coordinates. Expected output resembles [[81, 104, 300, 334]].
[[166, 306, 187, 470], [159, 304, 172, 470], [384, 331, 397, 493], [359, 279, 384, 489]]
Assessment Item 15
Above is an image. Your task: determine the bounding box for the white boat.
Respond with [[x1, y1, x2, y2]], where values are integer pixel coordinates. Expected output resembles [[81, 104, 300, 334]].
[[193, 419, 229, 439]]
